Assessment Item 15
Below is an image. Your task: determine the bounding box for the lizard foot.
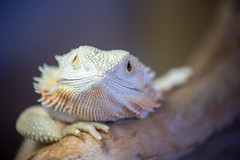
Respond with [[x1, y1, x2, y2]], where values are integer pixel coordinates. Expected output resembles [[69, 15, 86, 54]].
[[62, 122, 109, 140]]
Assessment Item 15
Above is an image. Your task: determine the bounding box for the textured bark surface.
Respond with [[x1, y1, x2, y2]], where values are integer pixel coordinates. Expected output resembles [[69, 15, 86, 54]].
[[15, 0, 240, 159]]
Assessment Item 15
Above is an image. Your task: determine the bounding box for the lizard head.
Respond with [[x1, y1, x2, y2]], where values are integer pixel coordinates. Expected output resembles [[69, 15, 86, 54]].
[[34, 46, 161, 122]]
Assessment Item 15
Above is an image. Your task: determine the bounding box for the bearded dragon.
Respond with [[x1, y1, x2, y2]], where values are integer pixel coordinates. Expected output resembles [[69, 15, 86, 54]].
[[16, 45, 192, 143]]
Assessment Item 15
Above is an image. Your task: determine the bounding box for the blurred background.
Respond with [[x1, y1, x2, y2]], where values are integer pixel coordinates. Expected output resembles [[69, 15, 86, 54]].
[[2, 0, 237, 159]]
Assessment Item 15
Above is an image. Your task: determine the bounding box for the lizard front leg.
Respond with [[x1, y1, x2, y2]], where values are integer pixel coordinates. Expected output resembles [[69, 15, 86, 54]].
[[16, 106, 109, 143], [63, 122, 109, 140]]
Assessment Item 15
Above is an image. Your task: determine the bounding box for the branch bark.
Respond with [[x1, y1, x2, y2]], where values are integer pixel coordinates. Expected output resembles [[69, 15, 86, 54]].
[[16, 0, 240, 159]]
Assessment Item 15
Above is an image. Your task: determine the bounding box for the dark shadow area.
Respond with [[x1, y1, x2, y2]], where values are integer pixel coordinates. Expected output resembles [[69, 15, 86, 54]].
[[181, 118, 240, 160]]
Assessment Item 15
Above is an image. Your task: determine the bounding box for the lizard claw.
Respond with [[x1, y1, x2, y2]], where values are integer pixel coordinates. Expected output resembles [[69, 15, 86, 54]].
[[62, 122, 109, 140]]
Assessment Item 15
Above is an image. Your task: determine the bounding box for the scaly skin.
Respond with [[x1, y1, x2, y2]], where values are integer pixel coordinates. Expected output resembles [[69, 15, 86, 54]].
[[16, 46, 161, 143], [16, 106, 109, 143]]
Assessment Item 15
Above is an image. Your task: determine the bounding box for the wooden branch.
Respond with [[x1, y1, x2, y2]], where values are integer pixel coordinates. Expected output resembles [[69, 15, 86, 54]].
[[16, 1, 240, 159]]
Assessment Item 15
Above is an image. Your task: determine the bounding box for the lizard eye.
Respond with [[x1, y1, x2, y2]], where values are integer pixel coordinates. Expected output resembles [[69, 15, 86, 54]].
[[125, 60, 134, 75], [72, 54, 79, 69], [127, 60, 132, 72], [72, 55, 77, 63]]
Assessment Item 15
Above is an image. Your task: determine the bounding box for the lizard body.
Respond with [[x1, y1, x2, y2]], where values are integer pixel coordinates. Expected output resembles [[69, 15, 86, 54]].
[[16, 46, 161, 143]]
